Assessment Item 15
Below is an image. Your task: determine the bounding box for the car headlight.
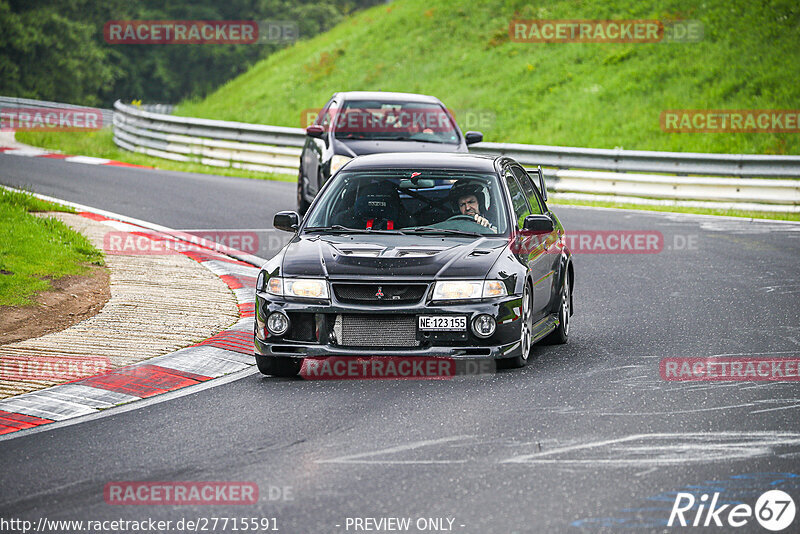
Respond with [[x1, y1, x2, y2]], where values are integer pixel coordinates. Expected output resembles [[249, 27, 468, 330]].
[[432, 280, 508, 301], [266, 277, 329, 299], [330, 155, 353, 175]]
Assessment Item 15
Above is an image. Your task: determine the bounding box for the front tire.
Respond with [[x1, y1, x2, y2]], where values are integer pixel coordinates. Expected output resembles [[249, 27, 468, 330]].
[[256, 354, 302, 377], [504, 284, 532, 368]]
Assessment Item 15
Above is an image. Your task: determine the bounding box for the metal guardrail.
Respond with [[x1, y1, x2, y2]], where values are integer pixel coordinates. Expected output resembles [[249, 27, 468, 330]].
[[113, 101, 305, 174], [75, 100, 787, 211], [140, 103, 175, 115], [1, 95, 795, 211], [0, 96, 114, 127], [470, 142, 800, 179], [548, 170, 800, 207]]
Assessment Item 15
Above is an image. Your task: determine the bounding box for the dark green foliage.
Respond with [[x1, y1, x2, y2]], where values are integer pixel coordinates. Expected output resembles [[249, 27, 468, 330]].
[[0, 0, 383, 106]]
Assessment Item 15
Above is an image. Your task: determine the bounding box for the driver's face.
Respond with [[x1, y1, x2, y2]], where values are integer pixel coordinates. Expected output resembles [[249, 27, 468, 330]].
[[458, 195, 480, 216]]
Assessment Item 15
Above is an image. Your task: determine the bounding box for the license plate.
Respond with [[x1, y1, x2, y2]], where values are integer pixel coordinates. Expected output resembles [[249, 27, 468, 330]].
[[418, 315, 466, 331]]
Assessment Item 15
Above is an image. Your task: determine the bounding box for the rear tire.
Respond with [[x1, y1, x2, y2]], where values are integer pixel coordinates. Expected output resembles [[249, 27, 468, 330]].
[[543, 276, 570, 345], [256, 354, 302, 377]]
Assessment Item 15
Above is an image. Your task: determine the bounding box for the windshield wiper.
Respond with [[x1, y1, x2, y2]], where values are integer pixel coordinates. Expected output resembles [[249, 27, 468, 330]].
[[401, 226, 483, 237], [305, 225, 397, 234]]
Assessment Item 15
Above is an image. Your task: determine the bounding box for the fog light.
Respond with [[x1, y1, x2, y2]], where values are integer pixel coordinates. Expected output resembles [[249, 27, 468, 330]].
[[267, 312, 290, 336], [472, 314, 496, 338]]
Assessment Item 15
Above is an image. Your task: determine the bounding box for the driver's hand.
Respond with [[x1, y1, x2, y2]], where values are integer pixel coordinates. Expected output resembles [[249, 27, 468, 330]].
[[473, 214, 498, 233]]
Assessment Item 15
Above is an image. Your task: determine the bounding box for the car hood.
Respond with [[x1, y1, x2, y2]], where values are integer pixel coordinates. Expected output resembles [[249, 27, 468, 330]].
[[280, 234, 508, 280], [334, 138, 464, 157]]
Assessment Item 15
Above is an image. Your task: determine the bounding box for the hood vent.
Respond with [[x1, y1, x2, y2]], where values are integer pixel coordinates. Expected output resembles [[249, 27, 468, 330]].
[[470, 249, 492, 256], [396, 249, 441, 258]]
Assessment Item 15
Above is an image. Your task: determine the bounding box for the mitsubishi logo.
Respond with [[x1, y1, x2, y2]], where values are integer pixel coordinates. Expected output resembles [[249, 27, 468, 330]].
[[376, 286, 384, 299]]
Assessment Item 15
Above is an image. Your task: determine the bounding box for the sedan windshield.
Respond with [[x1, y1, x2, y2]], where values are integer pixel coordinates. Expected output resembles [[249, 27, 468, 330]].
[[332, 100, 459, 144], [304, 170, 509, 236]]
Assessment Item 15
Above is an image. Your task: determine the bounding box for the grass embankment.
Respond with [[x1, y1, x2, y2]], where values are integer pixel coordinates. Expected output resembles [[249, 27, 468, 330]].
[[15, 129, 292, 182], [16, 0, 800, 221], [178, 0, 799, 155], [0, 189, 104, 306]]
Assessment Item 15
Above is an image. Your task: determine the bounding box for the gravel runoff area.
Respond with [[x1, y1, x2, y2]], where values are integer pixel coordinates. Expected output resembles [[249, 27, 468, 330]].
[[0, 212, 240, 399]]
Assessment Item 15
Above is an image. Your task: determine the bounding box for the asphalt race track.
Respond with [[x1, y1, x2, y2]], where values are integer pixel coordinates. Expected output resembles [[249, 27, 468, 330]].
[[0, 155, 295, 258], [2, 154, 799, 532]]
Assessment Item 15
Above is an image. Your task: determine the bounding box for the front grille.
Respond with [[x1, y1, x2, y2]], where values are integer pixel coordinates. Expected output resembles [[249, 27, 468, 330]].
[[333, 314, 420, 347], [333, 283, 428, 304]]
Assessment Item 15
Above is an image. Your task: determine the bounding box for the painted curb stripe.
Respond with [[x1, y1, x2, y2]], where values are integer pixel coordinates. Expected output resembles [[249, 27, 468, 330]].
[[146, 346, 252, 379], [0, 146, 153, 168], [78, 211, 110, 222], [219, 274, 244, 289], [0, 208, 263, 435], [0, 410, 53, 434], [198, 331, 254, 355], [181, 249, 255, 266], [78, 364, 211, 398]]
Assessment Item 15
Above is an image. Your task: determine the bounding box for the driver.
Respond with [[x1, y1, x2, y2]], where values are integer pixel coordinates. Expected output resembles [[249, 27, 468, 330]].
[[449, 181, 496, 232]]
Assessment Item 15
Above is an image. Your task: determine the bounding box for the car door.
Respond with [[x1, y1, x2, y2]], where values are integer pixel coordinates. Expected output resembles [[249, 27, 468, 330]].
[[512, 165, 559, 315], [503, 166, 550, 319]]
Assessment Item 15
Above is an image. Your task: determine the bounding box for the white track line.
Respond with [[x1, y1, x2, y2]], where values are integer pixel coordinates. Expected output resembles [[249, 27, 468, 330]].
[[0, 367, 260, 442]]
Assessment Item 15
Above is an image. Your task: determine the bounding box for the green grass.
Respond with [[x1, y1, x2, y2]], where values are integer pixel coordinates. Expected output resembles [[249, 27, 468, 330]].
[[0, 187, 75, 214], [15, 129, 294, 182], [177, 0, 800, 155], [548, 196, 800, 221], [0, 189, 104, 306]]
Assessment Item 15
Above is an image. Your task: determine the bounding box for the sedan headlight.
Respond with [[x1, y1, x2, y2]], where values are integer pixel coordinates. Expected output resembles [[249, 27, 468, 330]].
[[432, 280, 508, 301], [266, 277, 329, 299], [330, 155, 353, 175]]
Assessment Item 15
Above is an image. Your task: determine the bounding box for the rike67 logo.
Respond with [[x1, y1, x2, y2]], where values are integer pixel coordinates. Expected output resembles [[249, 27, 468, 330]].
[[669, 490, 796, 530]]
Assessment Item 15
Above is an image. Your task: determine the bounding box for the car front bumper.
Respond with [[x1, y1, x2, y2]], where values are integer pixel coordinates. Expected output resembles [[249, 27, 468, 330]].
[[253, 291, 525, 360]]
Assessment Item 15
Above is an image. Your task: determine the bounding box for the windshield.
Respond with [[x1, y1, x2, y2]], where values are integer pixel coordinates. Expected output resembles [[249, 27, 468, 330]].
[[304, 170, 509, 236], [331, 100, 459, 144]]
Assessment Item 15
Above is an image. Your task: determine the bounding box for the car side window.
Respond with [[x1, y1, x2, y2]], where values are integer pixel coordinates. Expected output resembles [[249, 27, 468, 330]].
[[504, 169, 532, 229], [512, 166, 545, 215]]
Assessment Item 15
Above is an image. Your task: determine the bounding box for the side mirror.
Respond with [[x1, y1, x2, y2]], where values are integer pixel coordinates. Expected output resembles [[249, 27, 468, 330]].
[[537, 165, 548, 201], [306, 125, 325, 139], [464, 131, 483, 145], [522, 214, 554, 234], [274, 211, 300, 232]]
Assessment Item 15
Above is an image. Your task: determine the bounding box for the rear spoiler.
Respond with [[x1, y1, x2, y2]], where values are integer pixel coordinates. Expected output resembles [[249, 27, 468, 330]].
[[537, 165, 547, 201]]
